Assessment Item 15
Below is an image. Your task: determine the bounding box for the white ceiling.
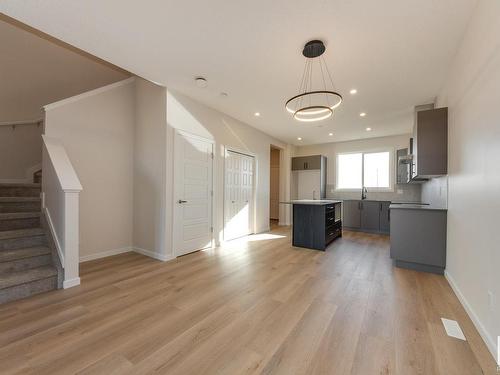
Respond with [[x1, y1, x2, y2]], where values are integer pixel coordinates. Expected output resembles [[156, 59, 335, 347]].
[[0, 0, 477, 145]]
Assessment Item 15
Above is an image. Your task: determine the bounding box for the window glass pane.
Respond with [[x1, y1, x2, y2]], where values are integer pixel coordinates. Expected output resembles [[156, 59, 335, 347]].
[[364, 152, 390, 188], [337, 153, 362, 189]]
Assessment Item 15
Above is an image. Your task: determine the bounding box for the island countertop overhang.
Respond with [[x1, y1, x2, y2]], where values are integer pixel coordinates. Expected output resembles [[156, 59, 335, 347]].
[[280, 200, 342, 205]]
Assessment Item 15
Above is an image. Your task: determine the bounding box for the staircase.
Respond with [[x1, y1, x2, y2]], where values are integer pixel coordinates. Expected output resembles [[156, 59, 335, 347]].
[[0, 183, 62, 304]]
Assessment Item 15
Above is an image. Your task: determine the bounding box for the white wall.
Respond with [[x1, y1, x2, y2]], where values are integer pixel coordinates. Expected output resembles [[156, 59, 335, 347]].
[[294, 134, 421, 202], [0, 18, 129, 123], [42, 79, 292, 262], [0, 124, 42, 181], [166, 90, 290, 256], [44, 79, 135, 260], [133, 79, 168, 259], [437, 0, 500, 361]]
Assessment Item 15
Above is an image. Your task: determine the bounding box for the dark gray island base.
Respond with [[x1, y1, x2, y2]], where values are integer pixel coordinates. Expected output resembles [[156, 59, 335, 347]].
[[285, 200, 342, 251]]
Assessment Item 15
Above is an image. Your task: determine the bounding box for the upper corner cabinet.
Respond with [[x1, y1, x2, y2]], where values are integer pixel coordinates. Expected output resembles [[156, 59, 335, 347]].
[[412, 107, 448, 180]]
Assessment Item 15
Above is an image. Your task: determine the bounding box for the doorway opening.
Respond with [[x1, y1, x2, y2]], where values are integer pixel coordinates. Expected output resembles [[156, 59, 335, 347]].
[[270, 146, 281, 229]]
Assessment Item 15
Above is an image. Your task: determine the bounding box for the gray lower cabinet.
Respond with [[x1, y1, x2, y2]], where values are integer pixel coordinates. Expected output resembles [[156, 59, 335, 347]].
[[343, 200, 390, 234], [360, 201, 380, 232], [379, 202, 391, 234], [342, 200, 361, 228], [390, 208, 447, 274]]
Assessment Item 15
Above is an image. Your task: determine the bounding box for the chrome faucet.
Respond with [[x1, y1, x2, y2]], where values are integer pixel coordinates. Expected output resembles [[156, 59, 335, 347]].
[[361, 187, 368, 200]]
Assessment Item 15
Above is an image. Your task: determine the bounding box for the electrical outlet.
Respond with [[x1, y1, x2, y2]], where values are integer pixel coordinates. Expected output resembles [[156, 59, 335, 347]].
[[397, 189, 403, 194], [331, 188, 335, 193], [488, 291, 495, 311]]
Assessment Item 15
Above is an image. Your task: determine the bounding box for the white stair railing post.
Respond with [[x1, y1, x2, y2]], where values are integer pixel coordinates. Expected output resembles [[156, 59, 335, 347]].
[[63, 191, 80, 288], [42, 135, 83, 289]]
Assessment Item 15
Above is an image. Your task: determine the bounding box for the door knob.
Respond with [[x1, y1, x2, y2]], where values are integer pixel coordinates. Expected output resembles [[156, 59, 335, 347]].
[[178, 200, 188, 204]]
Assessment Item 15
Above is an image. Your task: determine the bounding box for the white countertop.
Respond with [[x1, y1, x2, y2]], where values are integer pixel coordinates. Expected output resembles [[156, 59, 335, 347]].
[[389, 203, 447, 211]]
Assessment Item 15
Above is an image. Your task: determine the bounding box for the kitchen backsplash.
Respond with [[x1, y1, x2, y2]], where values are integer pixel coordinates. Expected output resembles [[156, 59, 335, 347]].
[[326, 183, 422, 202], [421, 176, 448, 208]]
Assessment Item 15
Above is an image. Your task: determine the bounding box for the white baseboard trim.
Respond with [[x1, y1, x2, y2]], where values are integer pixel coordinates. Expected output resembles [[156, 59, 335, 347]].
[[445, 271, 498, 362], [63, 277, 80, 289], [44, 207, 65, 266], [78, 246, 174, 263], [79, 247, 133, 262], [133, 247, 173, 262]]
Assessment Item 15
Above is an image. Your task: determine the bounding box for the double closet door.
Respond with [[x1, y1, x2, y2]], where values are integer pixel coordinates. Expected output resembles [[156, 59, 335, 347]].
[[224, 150, 255, 241]]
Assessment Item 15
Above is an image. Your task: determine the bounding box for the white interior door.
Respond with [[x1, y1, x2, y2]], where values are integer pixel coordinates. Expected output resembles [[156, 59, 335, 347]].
[[224, 150, 254, 241], [173, 132, 213, 256]]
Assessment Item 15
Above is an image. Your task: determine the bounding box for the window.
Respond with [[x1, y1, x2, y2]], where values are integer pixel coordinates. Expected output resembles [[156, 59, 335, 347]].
[[336, 153, 362, 189], [336, 150, 392, 190], [363, 152, 390, 188]]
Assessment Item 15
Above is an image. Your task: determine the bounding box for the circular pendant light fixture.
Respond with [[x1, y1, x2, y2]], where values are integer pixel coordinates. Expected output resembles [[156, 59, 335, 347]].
[[285, 40, 342, 122]]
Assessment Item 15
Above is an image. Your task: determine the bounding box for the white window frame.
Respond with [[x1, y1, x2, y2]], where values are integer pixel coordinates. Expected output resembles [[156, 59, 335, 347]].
[[335, 148, 395, 192]]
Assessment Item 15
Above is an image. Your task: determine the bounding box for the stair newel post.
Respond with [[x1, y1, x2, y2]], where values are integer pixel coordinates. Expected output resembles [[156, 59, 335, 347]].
[[62, 190, 80, 288]]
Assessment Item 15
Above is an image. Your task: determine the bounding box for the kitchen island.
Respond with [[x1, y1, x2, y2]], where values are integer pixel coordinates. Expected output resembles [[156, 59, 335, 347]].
[[282, 200, 342, 251]]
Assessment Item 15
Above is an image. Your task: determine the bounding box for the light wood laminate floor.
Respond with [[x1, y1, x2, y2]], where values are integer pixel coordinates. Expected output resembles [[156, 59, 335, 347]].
[[0, 227, 496, 374]]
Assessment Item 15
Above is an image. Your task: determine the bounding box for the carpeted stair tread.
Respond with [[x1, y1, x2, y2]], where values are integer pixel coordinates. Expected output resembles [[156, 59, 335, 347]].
[[0, 228, 45, 240], [0, 183, 41, 188], [0, 246, 51, 263], [0, 212, 41, 220], [0, 265, 57, 290], [0, 197, 41, 202]]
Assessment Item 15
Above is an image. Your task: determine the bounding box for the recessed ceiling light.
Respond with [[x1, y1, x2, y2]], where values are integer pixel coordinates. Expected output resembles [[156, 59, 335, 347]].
[[360, 112, 366, 117], [328, 133, 333, 136], [350, 89, 357, 95], [297, 137, 302, 141], [254, 112, 261, 117], [366, 127, 372, 131], [220, 92, 228, 97], [195, 77, 208, 88]]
